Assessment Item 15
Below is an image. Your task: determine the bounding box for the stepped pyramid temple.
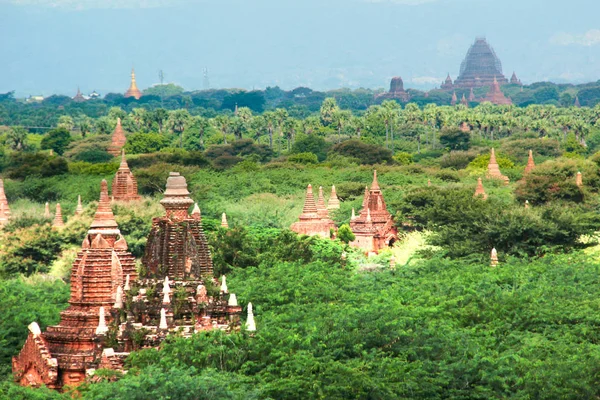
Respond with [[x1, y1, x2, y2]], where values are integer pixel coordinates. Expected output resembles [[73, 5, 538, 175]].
[[108, 118, 127, 157], [0, 179, 11, 227], [482, 77, 512, 105], [450, 38, 509, 89], [124, 68, 142, 100], [291, 184, 335, 238], [377, 77, 410, 102], [487, 148, 509, 183], [13, 175, 247, 390], [349, 171, 398, 254], [112, 151, 140, 202]]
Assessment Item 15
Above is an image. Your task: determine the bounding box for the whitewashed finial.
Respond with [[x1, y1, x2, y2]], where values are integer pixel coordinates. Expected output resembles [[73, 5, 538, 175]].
[[162, 289, 171, 304], [221, 275, 228, 293], [246, 302, 256, 332], [124, 274, 130, 291], [95, 307, 108, 335], [228, 293, 238, 306], [28, 322, 41, 336], [163, 276, 171, 294], [114, 286, 123, 309], [159, 308, 168, 330]]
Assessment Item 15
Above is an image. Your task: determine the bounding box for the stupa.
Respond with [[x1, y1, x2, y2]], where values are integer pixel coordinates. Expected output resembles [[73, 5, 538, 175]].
[[524, 150, 535, 174], [0, 179, 10, 227], [75, 195, 84, 216], [327, 185, 340, 210], [473, 178, 488, 200], [52, 204, 64, 228], [441, 74, 454, 90], [290, 185, 335, 238], [349, 171, 398, 254], [482, 77, 512, 105], [451, 92, 458, 106], [112, 150, 140, 201], [221, 213, 229, 228], [107, 118, 127, 157], [316, 186, 329, 220], [72, 87, 86, 103], [490, 248, 499, 267], [487, 148, 509, 184], [460, 93, 469, 107], [453, 38, 509, 88], [468, 87, 476, 102], [377, 77, 410, 102], [574, 96, 581, 108], [143, 172, 213, 279], [124, 68, 142, 99], [576, 171, 583, 188], [12, 180, 137, 389], [510, 72, 522, 85]]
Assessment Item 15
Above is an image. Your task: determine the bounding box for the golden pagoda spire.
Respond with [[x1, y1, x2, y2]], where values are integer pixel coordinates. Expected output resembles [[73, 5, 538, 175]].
[[124, 67, 142, 99]]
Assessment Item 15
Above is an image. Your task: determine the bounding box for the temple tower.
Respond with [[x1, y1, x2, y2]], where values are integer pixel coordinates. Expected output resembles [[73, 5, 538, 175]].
[[454, 38, 509, 88], [108, 118, 127, 157], [142, 172, 213, 279], [473, 178, 488, 200], [328, 185, 340, 210], [482, 77, 512, 105], [349, 171, 398, 254], [124, 68, 142, 99], [441, 74, 453, 90], [52, 204, 64, 228], [524, 150, 535, 174], [112, 150, 140, 201], [487, 148, 509, 184], [290, 185, 335, 238], [75, 195, 84, 215], [12, 180, 137, 389]]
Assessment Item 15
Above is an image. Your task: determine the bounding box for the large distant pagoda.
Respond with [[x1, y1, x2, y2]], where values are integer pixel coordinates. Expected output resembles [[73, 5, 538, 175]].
[[349, 171, 398, 254], [452, 38, 509, 89], [124, 68, 142, 100], [376, 77, 410, 102]]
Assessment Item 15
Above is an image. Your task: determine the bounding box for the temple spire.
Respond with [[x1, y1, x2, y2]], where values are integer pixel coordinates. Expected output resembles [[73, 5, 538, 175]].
[[327, 185, 340, 210], [490, 248, 499, 267], [44, 202, 50, 219], [95, 307, 108, 335], [221, 213, 229, 228], [53, 203, 64, 228], [75, 195, 83, 215], [246, 302, 256, 332], [191, 203, 201, 219], [371, 170, 380, 191], [524, 150, 535, 174], [90, 180, 119, 235], [473, 177, 488, 200], [576, 171, 583, 188], [451, 91, 457, 106], [124, 68, 142, 99], [316, 186, 329, 219]]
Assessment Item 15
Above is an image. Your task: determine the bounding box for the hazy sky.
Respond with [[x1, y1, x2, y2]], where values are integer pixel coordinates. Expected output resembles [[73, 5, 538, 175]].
[[1, 0, 599, 96]]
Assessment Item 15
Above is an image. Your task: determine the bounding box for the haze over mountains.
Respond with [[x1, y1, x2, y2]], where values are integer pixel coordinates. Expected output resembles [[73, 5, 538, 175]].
[[0, 0, 598, 96]]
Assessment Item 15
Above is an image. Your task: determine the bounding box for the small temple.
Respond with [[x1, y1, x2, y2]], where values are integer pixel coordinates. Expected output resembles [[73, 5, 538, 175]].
[[473, 178, 488, 200], [0, 179, 11, 227], [290, 184, 335, 238], [111, 150, 140, 202], [510, 72, 522, 85], [487, 148, 509, 184], [349, 171, 398, 254], [75, 195, 84, 216], [52, 203, 64, 228], [221, 213, 229, 228], [524, 150, 535, 174], [107, 118, 127, 157], [124, 68, 142, 100], [451, 92, 458, 106], [72, 87, 86, 103], [482, 77, 512, 105], [143, 172, 213, 279], [377, 77, 410, 102], [13, 176, 249, 391], [441, 74, 454, 90], [452, 38, 509, 89]]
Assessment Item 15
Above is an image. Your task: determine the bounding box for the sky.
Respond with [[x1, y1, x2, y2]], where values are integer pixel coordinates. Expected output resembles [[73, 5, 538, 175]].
[[0, 0, 599, 97]]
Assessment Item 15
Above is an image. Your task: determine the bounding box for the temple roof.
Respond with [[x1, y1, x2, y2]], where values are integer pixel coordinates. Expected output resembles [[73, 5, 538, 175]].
[[454, 38, 508, 88], [160, 172, 194, 210], [90, 180, 119, 233]]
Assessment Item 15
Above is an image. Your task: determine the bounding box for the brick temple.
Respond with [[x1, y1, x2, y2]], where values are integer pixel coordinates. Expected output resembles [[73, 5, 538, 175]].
[[481, 77, 512, 105], [376, 77, 410, 102], [349, 171, 398, 254], [0, 178, 11, 227], [13, 175, 252, 391], [291, 184, 335, 238], [448, 38, 510, 89], [107, 118, 127, 157], [487, 148, 509, 183], [112, 150, 140, 201]]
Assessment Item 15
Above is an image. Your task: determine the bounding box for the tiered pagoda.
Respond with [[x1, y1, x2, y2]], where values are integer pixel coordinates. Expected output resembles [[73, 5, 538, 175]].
[[12, 180, 137, 389], [142, 172, 213, 279], [377, 77, 410, 102], [487, 148, 509, 184], [13, 176, 249, 391], [482, 77, 512, 105], [124, 68, 142, 99], [107, 118, 126, 157], [111, 151, 140, 201], [473, 178, 488, 200], [349, 171, 398, 254], [441, 74, 454, 90], [510, 72, 522, 85], [0, 178, 11, 227], [524, 150, 535, 174], [290, 185, 335, 238], [72, 87, 86, 103], [452, 38, 509, 89], [328, 186, 340, 210]]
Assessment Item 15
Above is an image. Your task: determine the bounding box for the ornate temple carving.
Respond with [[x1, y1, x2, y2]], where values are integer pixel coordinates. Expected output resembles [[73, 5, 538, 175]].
[[107, 118, 127, 157], [112, 151, 140, 201], [349, 171, 398, 254], [452, 38, 509, 89], [124, 68, 142, 100], [290, 184, 335, 238], [142, 172, 213, 279]]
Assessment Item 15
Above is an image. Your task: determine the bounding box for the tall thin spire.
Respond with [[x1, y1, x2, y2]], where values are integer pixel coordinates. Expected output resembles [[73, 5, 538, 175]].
[[371, 170, 380, 191], [246, 302, 256, 332], [75, 195, 83, 215], [524, 150, 535, 174], [124, 67, 142, 99], [53, 203, 64, 228], [327, 185, 340, 210]]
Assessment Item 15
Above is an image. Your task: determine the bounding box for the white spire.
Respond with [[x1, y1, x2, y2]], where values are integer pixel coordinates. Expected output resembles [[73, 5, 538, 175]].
[[162, 289, 171, 304], [221, 275, 228, 294], [246, 302, 256, 332], [159, 308, 168, 330], [114, 285, 123, 309], [28, 321, 41, 336], [163, 276, 171, 294], [95, 307, 108, 335], [228, 293, 238, 306], [351, 208, 356, 220], [124, 274, 130, 291]]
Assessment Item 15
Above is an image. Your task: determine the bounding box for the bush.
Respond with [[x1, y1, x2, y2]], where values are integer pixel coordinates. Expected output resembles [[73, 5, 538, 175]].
[[439, 127, 470, 150], [205, 139, 274, 163], [434, 169, 461, 182], [5, 153, 68, 179], [392, 152, 413, 166], [127, 151, 210, 169], [468, 152, 515, 170], [40, 127, 72, 155], [124, 132, 171, 154], [288, 152, 318, 165], [439, 150, 479, 170], [69, 161, 119, 175], [330, 140, 393, 165], [212, 155, 243, 170], [291, 135, 330, 161]]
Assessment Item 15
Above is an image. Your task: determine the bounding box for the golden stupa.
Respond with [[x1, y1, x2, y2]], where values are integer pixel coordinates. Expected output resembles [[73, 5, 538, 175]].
[[124, 68, 142, 99]]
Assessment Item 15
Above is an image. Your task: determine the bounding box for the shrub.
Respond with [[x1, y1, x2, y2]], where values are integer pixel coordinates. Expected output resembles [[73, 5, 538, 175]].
[[69, 161, 119, 175], [392, 152, 413, 166], [434, 169, 461, 182], [40, 127, 72, 155], [291, 135, 330, 161], [124, 132, 171, 154], [439, 150, 479, 170], [5, 153, 68, 179], [330, 140, 393, 165], [288, 152, 318, 165], [439, 127, 470, 150], [468, 152, 515, 170], [212, 155, 243, 170]]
